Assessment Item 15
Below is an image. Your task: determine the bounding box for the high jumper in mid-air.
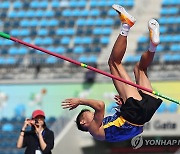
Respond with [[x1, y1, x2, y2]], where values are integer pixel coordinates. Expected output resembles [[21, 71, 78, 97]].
[[62, 4, 163, 142]]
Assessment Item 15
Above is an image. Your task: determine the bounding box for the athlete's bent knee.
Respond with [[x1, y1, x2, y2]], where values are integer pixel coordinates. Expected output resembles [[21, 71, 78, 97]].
[[108, 57, 121, 68], [134, 62, 147, 77], [133, 62, 140, 75]]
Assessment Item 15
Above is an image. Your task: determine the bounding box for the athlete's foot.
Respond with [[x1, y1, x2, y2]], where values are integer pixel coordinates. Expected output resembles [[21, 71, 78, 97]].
[[148, 19, 160, 46], [112, 4, 136, 27]]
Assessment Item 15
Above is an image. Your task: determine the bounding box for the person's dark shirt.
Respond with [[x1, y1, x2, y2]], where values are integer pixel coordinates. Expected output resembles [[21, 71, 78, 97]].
[[22, 127, 54, 154]]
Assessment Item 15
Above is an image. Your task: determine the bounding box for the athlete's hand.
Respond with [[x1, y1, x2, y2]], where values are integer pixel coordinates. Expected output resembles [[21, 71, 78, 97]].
[[61, 98, 80, 110], [114, 95, 123, 106]]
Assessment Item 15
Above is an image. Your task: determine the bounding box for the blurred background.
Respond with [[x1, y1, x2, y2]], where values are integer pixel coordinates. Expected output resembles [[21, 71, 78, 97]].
[[0, 0, 180, 153]]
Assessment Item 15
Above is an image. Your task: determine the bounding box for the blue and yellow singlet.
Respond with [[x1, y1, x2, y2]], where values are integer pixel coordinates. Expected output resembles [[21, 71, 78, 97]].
[[103, 112, 143, 142]]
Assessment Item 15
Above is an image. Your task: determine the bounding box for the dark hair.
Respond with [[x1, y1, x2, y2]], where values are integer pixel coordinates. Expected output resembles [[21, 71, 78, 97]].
[[76, 109, 90, 132]]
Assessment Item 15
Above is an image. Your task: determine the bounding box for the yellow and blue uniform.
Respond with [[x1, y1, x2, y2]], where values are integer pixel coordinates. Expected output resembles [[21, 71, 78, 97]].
[[102, 91, 162, 142], [103, 112, 143, 142]]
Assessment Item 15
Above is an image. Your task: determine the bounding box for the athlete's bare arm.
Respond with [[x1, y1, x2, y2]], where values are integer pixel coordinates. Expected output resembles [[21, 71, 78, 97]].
[[62, 98, 105, 140]]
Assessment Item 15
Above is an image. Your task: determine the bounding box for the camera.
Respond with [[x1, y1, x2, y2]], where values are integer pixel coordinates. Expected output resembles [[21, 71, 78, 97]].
[[35, 119, 38, 124]]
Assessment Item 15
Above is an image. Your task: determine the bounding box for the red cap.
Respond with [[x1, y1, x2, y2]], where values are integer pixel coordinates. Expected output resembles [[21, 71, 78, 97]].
[[32, 110, 45, 119]]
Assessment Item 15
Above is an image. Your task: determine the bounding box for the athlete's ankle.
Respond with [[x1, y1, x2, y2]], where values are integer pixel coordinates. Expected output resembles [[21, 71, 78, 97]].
[[148, 41, 157, 52], [120, 23, 130, 36]]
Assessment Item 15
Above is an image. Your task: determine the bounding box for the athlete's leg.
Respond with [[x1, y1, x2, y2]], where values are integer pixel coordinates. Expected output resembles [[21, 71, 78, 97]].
[[134, 19, 160, 97], [108, 5, 142, 102]]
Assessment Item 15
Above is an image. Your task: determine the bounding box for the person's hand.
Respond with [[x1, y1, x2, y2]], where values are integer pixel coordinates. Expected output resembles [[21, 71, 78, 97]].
[[61, 98, 80, 110], [34, 124, 43, 135], [22, 118, 33, 130], [114, 95, 123, 106]]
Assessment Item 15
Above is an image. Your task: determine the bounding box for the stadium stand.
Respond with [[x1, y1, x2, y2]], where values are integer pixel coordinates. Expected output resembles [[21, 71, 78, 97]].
[[0, 0, 178, 81], [0, 0, 134, 80], [135, 0, 180, 63]]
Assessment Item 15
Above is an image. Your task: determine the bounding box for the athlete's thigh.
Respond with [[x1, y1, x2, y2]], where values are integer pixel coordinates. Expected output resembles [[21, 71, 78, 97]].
[[134, 64, 154, 97], [110, 63, 142, 101]]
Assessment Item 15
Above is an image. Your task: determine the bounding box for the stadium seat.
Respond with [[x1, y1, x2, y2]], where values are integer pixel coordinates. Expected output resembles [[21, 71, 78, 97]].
[[10, 29, 30, 36], [34, 37, 43, 45], [108, 9, 117, 16], [156, 45, 164, 52], [162, 0, 180, 6], [46, 57, 57, 64], [3, 40, 14, 46], [35, 10, 44, 18], [168, 103, 178, 113], [162, 54, 180, 62], [170, 44, 180, 52], [86, 18, 95, 26], [39, 19, 48, 27], [66, 28, 75, 36], [93, 27, 112, 35], [83, 37, 93, 44], [47, 117, 56, 124], [78, 55, 97, 63], [157, 103, 167, 113], [0, 58, 5, 65], [30, 1, 48, 9], [138, 36, 148, 43], [20, 19, 29, 27], [62, 9, 71, 17], [13, 1, 23, 9], [0, 1, 10, 9], [93, 46, 101, 52], [14, 104, 26, 118], [55, 46, 66, 54], [61, 37, 70, 45], [31, 19, 39, 27], [44, 10, 55, 17], [88, 55, 97, 63], [38, 29, 48, 36], [100, 37, 110, 45], [51, 1, 60, 8], [48, 19, 59, 27], [125, 55, 141, 63], [20, 29, 30, 36], [160, 26, 167, 33], [6, 57, 16, 65], [9, 47, 28, 55], [160, 7, 179, 15], [56, 28, 65, 36], [43, 37, 53, 45], [76, 18, 86, 26], [74, 46, 85, 54], [89, 9, 100, 16], [17, 10, 26, 18], [0, 12, 6, 19], [2, 123, 14, 131], [69, 1, 86, 8]]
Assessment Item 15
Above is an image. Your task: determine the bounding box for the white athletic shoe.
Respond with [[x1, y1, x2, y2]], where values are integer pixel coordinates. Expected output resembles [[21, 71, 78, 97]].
[[112, 4, 136, 27], [148, 19, 160, 46]]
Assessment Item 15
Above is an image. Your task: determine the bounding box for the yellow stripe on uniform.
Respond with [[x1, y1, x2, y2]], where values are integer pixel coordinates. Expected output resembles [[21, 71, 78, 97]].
[[103, 116, 126, 129], [103, 116, 144, 129]]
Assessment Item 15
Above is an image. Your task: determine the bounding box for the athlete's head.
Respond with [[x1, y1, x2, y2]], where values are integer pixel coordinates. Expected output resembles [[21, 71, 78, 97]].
[[76, 109, 94, 132]]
